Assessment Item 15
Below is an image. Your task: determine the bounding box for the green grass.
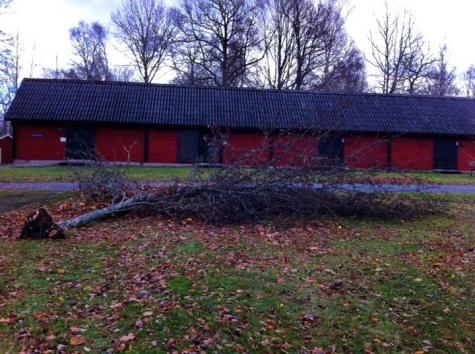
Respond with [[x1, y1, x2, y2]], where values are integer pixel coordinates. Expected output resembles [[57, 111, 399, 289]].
[[374, 170, 475, 184], [1, 197, 474, 353], [0, 165, 191, 182], [1, 165, 475, 185]]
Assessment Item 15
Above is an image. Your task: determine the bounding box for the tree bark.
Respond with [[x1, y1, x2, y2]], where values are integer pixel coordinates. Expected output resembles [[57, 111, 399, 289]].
[[58, 193, 154, 229]]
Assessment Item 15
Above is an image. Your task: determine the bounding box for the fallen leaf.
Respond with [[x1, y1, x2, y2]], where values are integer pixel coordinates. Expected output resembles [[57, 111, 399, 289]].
[[70, 335, 86, 346], [119, 333, 136, 342], [142, 311, 153, 317]]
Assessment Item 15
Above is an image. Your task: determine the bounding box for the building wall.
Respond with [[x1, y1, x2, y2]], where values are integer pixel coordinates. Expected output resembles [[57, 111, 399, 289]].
[[391, 136, 434, 170], [148, 129, 178, 163], [272, 132, 318, 167], [96, 127, 144, 162], [458, 138, 475, 172], [224, 131, 270, 165], [10, 122, 475, 173], [14, 124, 66, 160], [344, 135, 388, 169], [0, 136, 13, 164]]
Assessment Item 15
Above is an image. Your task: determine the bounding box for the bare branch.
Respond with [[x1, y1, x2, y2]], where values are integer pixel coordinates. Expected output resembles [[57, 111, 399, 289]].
[[111, 0, 177, 83], [367, 5, 434, 94], [172, 0, 265, 87]]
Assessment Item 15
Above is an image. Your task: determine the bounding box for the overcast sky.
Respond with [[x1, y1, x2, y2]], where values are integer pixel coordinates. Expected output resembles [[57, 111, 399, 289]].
[[2, 0, 475, 84]]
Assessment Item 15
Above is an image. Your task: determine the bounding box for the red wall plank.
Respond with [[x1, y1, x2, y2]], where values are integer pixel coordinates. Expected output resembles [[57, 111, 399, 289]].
[[0, 137, 13, 164], [458, 138, 475, 172], [392, 136, 434, 170], [96, 127, 144, 162], [148, 129, 178, 163], [272, 132, 319, 167], [15, 124, 66, 160], [224, 131, 269, 165], [344, 135, 388, 169]]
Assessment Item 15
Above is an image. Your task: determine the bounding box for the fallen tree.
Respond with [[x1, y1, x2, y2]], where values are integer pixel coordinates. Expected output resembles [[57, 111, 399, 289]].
[[49, 129, 442, 230], [20, 208, 66, 239], [58, 192, 156, 229]]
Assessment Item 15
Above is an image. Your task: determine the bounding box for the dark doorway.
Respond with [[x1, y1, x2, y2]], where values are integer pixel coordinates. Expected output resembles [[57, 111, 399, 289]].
[[66, 126, 96, 160], [434, 138, 458, 171], [318, 134, 344, 164], [178, 130, 200, 163]]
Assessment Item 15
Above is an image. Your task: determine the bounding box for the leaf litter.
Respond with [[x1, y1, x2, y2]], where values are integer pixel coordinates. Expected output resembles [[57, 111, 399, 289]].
[[0, 193, 474, 353]]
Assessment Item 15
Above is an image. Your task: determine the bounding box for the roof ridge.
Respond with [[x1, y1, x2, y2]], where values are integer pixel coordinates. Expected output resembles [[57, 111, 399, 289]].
[[21, 78, 475, 101]]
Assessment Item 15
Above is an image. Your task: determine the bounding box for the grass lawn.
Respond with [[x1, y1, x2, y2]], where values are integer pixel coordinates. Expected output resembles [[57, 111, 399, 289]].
[[0, 165, 475, 184], [0, 194, 474, 353], [0, 165, 191, 183], [1, 165, 475, 185]]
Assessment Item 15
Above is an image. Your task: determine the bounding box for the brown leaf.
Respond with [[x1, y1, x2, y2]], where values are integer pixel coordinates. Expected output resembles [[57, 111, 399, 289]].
[[70, 335, 86, 346], [119, 333, 136, 342]]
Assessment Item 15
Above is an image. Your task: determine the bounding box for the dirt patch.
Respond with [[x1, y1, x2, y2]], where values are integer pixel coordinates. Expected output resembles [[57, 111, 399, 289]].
[[0, 191, 63, 213]]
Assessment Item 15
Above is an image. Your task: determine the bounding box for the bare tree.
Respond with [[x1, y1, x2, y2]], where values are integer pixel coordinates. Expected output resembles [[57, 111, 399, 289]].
[[256, 0, 365, 91], [0, 0, 13, 72], [173, 0, 264, 87], [0, 0, 12, 48], [309, 0, 367, 92], [169, 33, 214, 86], [0, 32, 21, 117], [68, 21, 112, 81], [368, 5, 434, 94], [257, 0, 296, 89], [421, 45, 459, 96], [317, 45, 367, 93], [110, 65, 136, 82], [41, 22, 112, 81], [111, 0, 177, 84], [291, 0, 328, 90], [463, 65, 475, 97]]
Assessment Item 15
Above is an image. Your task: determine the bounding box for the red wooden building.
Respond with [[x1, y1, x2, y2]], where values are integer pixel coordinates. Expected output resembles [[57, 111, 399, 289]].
[[0, 121, 13, 164], [5, 79, 475, 172]]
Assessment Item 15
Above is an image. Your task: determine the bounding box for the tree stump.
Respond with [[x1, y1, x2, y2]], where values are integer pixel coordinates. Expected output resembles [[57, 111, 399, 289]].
[[20, 208, 66, 239]]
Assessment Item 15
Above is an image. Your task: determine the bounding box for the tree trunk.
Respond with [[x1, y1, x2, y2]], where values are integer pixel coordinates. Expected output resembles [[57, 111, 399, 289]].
[[58, 193, 154, 229], [20, 208, 66, 239]]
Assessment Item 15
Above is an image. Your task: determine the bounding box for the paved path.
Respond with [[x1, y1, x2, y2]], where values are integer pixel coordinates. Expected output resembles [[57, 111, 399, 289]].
[[1, 182, 475, 193], [0, 182, 78, 191]]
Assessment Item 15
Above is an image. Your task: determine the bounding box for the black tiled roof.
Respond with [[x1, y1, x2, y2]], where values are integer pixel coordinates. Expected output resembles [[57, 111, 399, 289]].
[[6, 78, 475, 136]]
